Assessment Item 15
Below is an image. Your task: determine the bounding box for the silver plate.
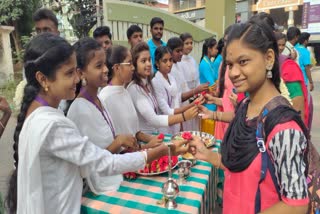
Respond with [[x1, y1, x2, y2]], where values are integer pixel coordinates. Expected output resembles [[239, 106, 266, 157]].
[[173, 131, 216, 148], [136, 162, 178, 176]]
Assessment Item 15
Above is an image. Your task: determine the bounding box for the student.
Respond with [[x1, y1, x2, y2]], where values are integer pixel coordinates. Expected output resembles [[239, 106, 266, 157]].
[[282, 27, 301, 62], [275, 32, 309, 127], [179, 33, 200, 90], [5, 33, 189, 214], [192, 21, 309, 214], [147, 17, 166, 71], [93, 26, 112, 50], [127, 42, 198, 134], [167, 37, 208, 131], [0, 96, 11, 138], [127, 24, 143, 49], [152, 46, 203, 134], [67, 38, 143, 193], [33, 8, 60, 35], [99, 45, 162, 148], [199, 38, 219, 111]]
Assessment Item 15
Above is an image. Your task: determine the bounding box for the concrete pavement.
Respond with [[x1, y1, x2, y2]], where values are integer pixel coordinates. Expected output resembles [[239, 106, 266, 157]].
[[0, 67, 320, 211]]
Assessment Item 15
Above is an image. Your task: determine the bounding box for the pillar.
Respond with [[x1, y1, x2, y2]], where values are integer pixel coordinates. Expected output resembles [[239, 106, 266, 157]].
[[0, 26, 14, 87], [205, 0, 236, 38]]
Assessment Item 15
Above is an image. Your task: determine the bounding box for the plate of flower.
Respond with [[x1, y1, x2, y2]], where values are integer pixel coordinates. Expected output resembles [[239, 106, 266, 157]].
[[173, 131, 215, 148], [136, 155, 179, 176]]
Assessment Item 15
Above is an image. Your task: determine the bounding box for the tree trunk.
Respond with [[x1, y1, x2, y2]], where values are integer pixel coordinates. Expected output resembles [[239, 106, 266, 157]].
[[11, 21, 22, 61]]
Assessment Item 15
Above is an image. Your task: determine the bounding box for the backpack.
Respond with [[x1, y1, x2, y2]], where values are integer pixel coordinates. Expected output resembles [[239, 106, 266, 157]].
[[254, 96, 320, 214]]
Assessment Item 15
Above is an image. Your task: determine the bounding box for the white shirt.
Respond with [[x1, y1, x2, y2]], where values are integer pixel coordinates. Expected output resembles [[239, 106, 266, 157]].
[[99, 85, 139, 136], [152, 72, 181, 135], [127, 80, 168, 134], [170, 63, 199, 131], [17, 106, 145, 214], [67, 98, 124, 194], [282, 41, 300, 64], [180, 55, 200, 90]]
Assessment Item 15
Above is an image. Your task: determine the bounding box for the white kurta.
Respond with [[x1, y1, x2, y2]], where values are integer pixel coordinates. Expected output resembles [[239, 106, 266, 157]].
[[170, 63, 199, 131], [127, 80, 168, 134], [99, 85, 139, 136], [180, 55, 200, 90], [152, 72, 181, 135], [17, 106, 145, 214], [67, 98, 123, 194]]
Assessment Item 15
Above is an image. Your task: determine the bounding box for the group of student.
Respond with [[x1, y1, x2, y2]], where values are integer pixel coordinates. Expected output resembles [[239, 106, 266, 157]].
[[1, 7, 315, 214]]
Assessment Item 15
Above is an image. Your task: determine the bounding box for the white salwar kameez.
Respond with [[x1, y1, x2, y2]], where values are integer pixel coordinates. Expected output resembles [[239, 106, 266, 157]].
[[170, 63, 199, 131], [67, 98, 123, 194], [152, 72, 181, 135], [17, 106, 145, 214], [180, 55, 200, 90], [127, 80, 168, 134], [99, 85, 139, 136]]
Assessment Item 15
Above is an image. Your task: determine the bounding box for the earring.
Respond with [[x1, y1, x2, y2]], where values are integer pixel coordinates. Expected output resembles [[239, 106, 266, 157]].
[[82, 78, 87, 87], [266, 65, 273, 79], [44, 86, 49, 92]]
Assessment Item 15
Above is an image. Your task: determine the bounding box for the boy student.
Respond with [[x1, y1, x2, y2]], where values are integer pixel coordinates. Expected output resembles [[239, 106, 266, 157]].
[[127, 25, 143, 49], [147, 17, 166, 72], [282, 26, 301, 63], [93, 26, 112, 50]]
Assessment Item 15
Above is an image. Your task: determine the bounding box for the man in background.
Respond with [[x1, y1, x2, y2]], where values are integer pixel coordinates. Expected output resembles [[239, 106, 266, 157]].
[[127, 25, 143, 49], [93, 26, 112, 50]]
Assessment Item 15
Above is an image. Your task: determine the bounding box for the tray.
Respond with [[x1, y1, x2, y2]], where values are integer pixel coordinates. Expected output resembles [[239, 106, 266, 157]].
[[173, 131, 216, 147], [136, 156, 179, 176]]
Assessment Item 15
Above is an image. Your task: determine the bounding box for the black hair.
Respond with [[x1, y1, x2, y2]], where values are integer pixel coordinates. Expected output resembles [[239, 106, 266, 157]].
[[93, 26, 112, 40], [225, 21, 281, 92], [218, 25, 234, 98], [127, 25, 142, 40], [167, 37, 183, 52], [33, 8, 58, 27], [286, 27, 301, 41], [106, 45, 129, 81], [274, 32, 287, 42], [154, 46, 172, 70], [6, 33, 74, 214], [249, 12, 275, 31], [297, 32, 310, 45], [150, 17, 164, 28], [217, 38, 224, 56], [179, 32, 193, 42], [200, 37, 217, 61], [65, 37, 103, 114], [131, 42, 153, 89]]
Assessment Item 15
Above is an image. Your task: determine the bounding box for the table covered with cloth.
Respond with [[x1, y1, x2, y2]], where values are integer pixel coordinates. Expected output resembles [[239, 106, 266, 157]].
[[81, 134, 219, 214]]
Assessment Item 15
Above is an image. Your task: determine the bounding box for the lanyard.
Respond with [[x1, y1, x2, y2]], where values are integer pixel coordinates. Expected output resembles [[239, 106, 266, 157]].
[[80, 88, 116, 138], [140, 84, 158, 114], [165, 89, 172, 107], [35, 96, 49, 106], [203, 56, 215, 72]]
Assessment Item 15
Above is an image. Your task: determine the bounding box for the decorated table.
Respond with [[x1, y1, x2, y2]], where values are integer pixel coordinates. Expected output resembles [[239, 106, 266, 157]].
[[81, 134, 220, 214]]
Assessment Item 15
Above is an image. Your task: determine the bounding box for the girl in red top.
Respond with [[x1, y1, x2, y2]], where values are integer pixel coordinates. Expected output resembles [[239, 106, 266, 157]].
[[190, 21, 309, 213]]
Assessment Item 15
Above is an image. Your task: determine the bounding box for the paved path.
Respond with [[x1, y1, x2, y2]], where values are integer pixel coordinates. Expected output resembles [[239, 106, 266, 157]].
[[0, 67, 320, 212]]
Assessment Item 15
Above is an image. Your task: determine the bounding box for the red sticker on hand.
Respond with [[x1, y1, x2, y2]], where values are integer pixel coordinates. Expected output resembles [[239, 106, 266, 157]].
[[201, 91, 207, 96], [181, 131, 193, 140], [194, 100, 200, 105], [158, 133, 165, 140]]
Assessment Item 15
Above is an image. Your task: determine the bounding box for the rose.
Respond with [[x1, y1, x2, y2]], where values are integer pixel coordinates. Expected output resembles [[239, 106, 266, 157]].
[[157, 133, 165, 140], [201, 91, 207, 96], [182, 131, 193, 140]]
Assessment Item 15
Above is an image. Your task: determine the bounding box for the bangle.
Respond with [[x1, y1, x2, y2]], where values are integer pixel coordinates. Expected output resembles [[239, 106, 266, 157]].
[[216, 153, 221, 168], [182, 112, 186, 121], [0, 121, 4, 129]]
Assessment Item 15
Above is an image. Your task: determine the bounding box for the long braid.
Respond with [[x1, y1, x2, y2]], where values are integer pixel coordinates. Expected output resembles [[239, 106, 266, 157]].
[[6, 84, 39, 214]]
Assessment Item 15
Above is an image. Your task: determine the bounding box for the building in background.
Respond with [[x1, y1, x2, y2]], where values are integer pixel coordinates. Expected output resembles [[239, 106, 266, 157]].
[[168, 0, 206, 27]]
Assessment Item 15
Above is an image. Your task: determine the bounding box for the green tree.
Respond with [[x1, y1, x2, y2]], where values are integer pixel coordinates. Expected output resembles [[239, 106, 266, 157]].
[[67, 0, 97, 38], [0, 0, 41, 62]]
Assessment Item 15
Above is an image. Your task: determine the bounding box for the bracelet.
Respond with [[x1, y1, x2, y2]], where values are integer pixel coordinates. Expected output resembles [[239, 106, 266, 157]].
[[182, 112, 186, 121], [216, 153, 221, 169], [0, 121, 4, 129]]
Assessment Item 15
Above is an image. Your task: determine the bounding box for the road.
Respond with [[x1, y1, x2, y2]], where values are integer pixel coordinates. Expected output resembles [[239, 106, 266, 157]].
[[0, 67, 320, 211]]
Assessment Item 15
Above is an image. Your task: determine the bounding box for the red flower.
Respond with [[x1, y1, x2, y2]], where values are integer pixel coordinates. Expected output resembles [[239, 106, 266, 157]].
[[182, 131, 193, 140], [194, 100, 200, 105], [157, 133, 165, 140], [201, 91, 207, 96], [124, 172, 137, 179]]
